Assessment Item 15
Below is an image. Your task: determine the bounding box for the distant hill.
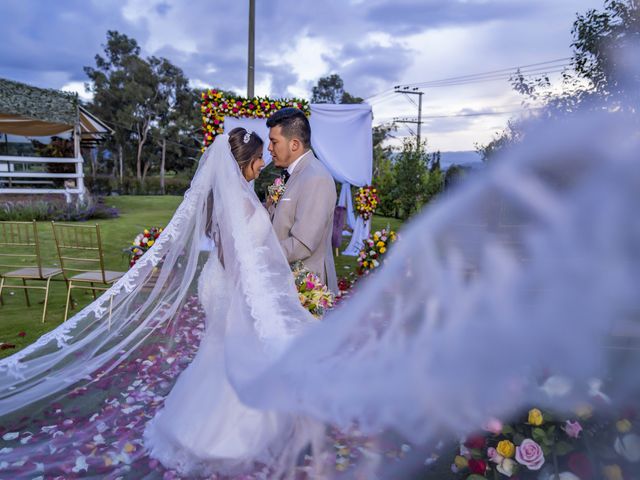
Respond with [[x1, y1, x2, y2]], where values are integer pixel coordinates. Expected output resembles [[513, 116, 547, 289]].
[[436, 151, 483, 170], [388, 150, 483, 170]]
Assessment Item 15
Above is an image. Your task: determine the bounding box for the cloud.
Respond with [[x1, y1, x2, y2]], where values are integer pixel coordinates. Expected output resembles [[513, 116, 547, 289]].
[[0, 0, 607, 150]]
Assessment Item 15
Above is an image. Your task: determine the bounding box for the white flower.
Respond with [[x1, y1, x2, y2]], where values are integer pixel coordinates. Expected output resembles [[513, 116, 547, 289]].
[[538, 472, 579, 480], [588, 378, 611, 404], [497, 458, 516, 477], [614, 433, 640, 462], [540, 375, 572, 398]]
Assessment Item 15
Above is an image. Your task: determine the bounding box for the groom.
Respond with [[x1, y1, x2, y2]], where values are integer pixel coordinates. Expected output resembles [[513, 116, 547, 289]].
[[267, 107, 338, 293]]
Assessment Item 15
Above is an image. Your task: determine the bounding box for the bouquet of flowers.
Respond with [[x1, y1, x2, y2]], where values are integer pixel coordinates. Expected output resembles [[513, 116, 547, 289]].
[[291, 261, 334, 318], [357, 228, 397, 275], [126, 227, 163, 268], [267, 177, 286, 205], [354, 185, 379, 220], [450, 377, 639, 480]]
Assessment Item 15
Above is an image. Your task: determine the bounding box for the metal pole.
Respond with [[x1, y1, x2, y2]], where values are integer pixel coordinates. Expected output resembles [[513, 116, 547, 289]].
[[247, 0, 255, 98], [417, 92, 423, 150]]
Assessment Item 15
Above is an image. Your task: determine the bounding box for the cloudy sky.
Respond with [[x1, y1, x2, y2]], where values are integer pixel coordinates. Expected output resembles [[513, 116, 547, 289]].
[[0, 0, 605, 152]]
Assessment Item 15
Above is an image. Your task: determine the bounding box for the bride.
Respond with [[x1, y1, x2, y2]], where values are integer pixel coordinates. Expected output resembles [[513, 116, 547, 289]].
[[143, 127, 319, 477]]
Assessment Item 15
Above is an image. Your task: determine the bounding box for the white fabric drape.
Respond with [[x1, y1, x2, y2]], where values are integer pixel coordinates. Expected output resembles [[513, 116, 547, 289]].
[[342, 216, 371, 256], [337, 183, 356, 231], [308, 104, 372, 186]]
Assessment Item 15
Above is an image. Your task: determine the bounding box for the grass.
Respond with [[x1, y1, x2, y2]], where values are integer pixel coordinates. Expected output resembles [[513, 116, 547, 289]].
[[0, 196, 182, 358], [0, 195, 402, 358]]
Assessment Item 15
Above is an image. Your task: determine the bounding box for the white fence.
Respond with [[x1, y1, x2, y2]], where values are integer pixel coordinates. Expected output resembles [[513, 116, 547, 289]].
[[0, 155, 85, 202]]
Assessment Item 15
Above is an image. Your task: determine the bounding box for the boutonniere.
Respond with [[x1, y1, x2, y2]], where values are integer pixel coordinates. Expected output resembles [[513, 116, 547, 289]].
[[268, 176, 286, 205]]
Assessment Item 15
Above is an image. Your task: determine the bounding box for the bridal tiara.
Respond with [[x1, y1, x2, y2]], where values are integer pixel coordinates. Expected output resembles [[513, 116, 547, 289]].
[[243, 130, 253, 144]]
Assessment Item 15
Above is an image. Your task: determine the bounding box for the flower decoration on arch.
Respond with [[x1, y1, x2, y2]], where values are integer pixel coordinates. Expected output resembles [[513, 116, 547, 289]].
[[201, 89, 311, 151]]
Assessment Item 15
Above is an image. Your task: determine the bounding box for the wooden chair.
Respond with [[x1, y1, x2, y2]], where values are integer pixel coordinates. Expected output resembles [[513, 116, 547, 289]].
[[51, 222, 125, 322], [0, 220, 62, 323]]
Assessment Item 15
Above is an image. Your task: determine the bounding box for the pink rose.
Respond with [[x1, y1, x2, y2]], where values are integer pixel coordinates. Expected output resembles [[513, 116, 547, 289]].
[[562, 420, 583, 439], [306, 281, 315, 290], [515, 439, 545, 470], [273, 177, 283, 186], [483, 418, 503, 435], [487, 447, 504, 464]]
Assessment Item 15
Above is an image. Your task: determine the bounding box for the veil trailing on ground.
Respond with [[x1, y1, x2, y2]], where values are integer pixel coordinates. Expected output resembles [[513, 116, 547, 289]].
[[0, 107, 639, 478]]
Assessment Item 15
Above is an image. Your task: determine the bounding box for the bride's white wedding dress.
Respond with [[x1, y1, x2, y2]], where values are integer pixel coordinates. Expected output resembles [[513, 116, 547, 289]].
[[143, 252, 304, 477]]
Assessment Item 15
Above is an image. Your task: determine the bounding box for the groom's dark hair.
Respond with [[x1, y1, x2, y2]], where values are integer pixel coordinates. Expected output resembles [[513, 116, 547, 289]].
[[266, 107, 311, 148]]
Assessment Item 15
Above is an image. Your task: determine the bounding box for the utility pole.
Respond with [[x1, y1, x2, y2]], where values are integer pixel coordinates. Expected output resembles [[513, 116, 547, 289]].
[[247, 0, 256, 98], [394, 86, 424, 149]]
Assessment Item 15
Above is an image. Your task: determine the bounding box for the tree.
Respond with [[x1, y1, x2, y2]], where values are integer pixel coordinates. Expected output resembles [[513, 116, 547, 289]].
[[393, 140, 428, 219], [84, 31, 140, 181], [311, 74, 363, 104], [371, 124, 398, 217], [479, 0, 639, 160], [424, 152, 443, 205], [85, 31, 194, 183]]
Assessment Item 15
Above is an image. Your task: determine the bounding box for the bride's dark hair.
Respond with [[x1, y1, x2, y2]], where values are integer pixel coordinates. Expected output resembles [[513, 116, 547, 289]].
[[228, 127, 263, 173]]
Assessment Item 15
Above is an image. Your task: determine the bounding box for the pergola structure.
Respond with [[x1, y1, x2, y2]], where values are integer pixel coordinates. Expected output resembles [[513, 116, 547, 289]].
[[0, 77, 112, 199]]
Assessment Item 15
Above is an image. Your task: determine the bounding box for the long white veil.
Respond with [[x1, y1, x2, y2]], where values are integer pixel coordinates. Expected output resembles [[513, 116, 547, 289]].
[[0, 108, 639, 478]]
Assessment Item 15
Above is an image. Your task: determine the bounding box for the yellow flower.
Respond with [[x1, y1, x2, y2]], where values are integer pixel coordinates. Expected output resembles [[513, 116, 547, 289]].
[[528, 408, 544, 426], [147, 240, 155, 247], [602, 464, 623, 480], [497, 440, 515, 458], [575, 404, 593, 419], [363, 261, 368, 267], [376, 241, 385, 248], [124, 443, 136, 453], [379, 247, 386, 254], [454, 455, 468, 469], [144, 229, 149, 235], [616, 419, 632, 433]]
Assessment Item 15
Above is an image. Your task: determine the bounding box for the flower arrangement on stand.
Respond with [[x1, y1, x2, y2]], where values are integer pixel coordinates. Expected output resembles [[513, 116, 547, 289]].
[[201, 90, 310, 150], [290, 261, 334, 318], [354, 185, 379, 220], [126, 227, 163, 268], [357, 228, 397, 275], [450, 377, 639, 480]]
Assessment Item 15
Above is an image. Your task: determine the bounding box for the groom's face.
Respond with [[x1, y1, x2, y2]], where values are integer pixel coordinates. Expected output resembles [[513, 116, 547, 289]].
[[268, 125, 298, 168]]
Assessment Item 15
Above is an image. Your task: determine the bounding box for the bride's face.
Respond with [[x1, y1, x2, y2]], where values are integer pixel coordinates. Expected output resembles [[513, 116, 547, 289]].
[[243, 154, 265, 181]]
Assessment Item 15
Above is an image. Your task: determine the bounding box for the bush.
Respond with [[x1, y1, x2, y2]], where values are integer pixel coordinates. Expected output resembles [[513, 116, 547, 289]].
[[0, 195, 119, 222], [0, 201, 55, 221]]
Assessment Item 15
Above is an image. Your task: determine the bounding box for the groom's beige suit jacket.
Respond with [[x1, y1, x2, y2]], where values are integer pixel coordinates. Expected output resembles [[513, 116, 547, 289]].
[[271, 151, 338, 293]]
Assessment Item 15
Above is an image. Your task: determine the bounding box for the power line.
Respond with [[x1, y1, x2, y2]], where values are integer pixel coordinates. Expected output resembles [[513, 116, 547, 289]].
[[364, 57, 572, 100], [377, 106, 543, 123], [410, 67, 569, 88], [404, 58, 570, 88]]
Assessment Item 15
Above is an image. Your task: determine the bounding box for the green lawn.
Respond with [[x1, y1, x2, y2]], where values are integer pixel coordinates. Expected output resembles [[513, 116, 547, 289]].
[[0, 195, 402, 358]]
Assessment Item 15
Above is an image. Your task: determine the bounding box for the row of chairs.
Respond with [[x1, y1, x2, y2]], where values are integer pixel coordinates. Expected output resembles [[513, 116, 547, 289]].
[[0, 221, 125, 322]]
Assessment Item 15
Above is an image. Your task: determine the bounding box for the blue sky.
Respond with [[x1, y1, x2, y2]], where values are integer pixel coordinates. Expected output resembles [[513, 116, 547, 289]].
[[0, 0, 605, 151]]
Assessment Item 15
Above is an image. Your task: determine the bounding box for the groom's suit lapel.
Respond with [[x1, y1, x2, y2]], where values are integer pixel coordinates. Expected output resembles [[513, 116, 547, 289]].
[[286, 151, 313, 188]]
